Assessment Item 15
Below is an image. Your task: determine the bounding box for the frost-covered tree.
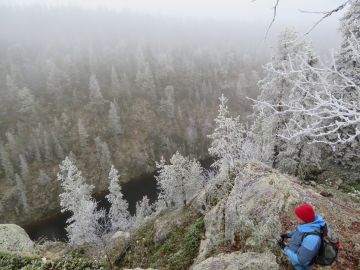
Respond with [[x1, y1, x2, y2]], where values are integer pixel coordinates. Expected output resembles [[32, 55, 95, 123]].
[[57, 156, 103, 245], [248, 29, 321, 174], [5, 131, 18, 162], [262, 15, 360, 147], [78, 118, 89, 148], [43, 130, 53, 162], [208, 94, 246, 170], [15, 173, 29, 212], [18, 87, 35, 114], [51, 132, 65, 159], [0, 144, 14, 182], [337, 0, 360, 86], [106, 165, 131, 232], [89, 74, 105, 107], [37, 169, 51, 185], [110, 66, 121, 95], [186, 117, 198, 145], [136, 62, 156, 98], [155, 152, 204, 208], [19, 154, 29, 181], [135, 195, 153, 227], [108, 101, 122, 135], [159, 85, 175, 118], [95, 137, 112, 177]]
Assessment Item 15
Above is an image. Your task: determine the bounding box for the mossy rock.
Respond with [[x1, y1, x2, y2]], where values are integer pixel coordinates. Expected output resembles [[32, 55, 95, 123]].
[[117, 208, 205, 270]]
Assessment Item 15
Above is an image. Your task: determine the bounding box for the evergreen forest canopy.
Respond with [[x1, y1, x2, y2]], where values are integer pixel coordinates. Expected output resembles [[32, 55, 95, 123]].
[[0, 6, 264, 225]]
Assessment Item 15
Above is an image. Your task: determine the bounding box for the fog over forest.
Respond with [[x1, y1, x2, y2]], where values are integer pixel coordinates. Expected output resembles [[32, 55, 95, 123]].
[[1, 1, 359, 269], [0, 0, 348, 229]]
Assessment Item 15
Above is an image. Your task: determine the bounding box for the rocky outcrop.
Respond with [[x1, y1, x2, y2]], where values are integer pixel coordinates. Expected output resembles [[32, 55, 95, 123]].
[[0, 224, 34, 254], [190, 162, 360, 269], [192, 251, 279, 270], [2, 161, 359, 270]]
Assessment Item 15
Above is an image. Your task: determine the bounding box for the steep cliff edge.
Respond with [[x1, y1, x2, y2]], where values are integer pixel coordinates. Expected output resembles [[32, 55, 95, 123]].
[[117, 162, 360, 269]]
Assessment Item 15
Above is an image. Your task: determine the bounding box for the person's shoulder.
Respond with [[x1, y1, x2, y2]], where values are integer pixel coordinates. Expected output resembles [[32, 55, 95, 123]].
[[302, 234, 321, 250]]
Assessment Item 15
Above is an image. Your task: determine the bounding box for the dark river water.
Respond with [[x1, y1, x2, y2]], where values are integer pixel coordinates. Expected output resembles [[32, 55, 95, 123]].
[[24, 172, 158, 242], [24, 158, 213, 242]]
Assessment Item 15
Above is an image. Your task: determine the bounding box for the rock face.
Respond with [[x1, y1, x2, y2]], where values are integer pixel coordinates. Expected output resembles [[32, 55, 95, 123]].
[[0, 224, 34, 254], [192, 251, 279, 270], [108, 231, 131, 264], [189, 162, 360, 269]]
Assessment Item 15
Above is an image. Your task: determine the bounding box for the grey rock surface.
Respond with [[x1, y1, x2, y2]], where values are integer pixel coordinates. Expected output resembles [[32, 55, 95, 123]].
[[0, 224, 34, 254]]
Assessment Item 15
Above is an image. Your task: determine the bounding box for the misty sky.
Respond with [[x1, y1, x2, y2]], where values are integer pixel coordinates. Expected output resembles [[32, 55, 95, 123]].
[[1, 0, 346, 53], [3, 0, 344, 23]]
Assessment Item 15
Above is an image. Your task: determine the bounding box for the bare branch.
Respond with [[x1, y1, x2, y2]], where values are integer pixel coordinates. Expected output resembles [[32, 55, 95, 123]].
[[265, 0, 280, 39], [303, 1, 350, 35]]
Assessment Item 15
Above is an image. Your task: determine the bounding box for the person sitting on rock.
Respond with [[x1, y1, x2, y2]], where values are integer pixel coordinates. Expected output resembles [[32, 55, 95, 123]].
[[278, 203, 326, 270]]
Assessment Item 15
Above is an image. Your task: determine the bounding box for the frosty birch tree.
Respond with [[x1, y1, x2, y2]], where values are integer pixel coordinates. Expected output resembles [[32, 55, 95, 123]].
[[57, 156, 103, 245], [208, 94, 246, 170], [259, 3, 360, 147], [155, 152, 204, 208], [106, 165, 132, 232]]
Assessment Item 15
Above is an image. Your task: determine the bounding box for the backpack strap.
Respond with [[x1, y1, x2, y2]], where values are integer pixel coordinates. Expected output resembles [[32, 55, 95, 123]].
[[301, 231, 322, 266], [301, 224, 327, 242], [301, 231, 322, 242]]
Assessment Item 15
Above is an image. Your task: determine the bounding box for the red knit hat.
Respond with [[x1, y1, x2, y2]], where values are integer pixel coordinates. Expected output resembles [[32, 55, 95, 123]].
[[294, 204, 315, 223]]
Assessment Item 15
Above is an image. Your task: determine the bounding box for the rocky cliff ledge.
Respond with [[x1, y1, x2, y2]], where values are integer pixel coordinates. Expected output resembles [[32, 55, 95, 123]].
[[1, 162, 359, 269]]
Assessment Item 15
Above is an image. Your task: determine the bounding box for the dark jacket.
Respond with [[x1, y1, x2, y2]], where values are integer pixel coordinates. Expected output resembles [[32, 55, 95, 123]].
[[284, 215, 325, 270]]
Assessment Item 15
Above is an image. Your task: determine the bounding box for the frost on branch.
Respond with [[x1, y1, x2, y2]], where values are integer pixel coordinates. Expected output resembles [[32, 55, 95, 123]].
[[155, 152, 204, 209], [208, 94, 246, 170], [247, 29, 322, 175]]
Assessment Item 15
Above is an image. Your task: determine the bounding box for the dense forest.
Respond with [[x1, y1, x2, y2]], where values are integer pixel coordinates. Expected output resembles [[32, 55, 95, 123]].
[[0, 6, 264, 225]]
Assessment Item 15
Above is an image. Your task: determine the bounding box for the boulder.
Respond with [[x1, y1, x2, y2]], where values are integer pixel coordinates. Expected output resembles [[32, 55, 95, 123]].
[[192, 251, 279, 270], [0, 224, 34, 254], [108, 230, 131, 260]]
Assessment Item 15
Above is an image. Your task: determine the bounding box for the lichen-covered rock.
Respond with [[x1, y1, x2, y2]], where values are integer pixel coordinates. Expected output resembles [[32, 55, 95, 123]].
[[108, 231, 131, 263], [194, 198, 226, 263], [0, 224, 34, 254], [224, 163, 299, 253], [190, 161, 360, 269], [192, 251, 279, 270]]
